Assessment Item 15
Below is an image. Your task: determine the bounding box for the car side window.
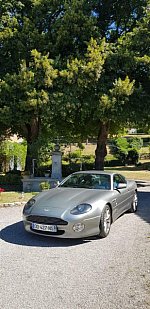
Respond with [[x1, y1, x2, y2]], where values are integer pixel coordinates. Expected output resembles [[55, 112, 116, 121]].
[[113, 175, 119, 189], [118, 174, 127, 184], [113, 174, 127, 189]]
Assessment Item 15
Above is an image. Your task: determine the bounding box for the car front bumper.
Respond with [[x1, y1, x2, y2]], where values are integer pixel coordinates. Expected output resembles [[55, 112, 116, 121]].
[[23, 215, 100, 239]]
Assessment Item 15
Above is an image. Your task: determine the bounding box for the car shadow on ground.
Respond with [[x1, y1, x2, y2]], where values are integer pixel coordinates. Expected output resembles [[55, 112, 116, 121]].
[[1, 221, 99, 247], [136, 190, 150, 224]]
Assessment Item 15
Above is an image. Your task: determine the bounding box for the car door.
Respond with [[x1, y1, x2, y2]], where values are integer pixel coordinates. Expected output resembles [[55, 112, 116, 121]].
[[112, 174, 130, 220]]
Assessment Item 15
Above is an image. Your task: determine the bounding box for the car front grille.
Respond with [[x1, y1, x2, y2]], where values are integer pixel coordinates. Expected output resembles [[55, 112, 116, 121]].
[[26, 215, 68, 225]]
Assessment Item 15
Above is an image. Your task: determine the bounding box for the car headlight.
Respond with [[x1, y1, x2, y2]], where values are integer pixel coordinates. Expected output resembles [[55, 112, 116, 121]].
[[70, 203, 92, 215], [23, 198, 36, 214]]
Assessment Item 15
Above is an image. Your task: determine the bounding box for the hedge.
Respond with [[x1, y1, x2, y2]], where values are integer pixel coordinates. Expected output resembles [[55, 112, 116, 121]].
[[0, 173, 22, 191]]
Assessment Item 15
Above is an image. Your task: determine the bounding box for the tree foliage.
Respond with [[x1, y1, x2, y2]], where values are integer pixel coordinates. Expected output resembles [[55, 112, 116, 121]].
[[112, 137, 143, 165], [0, 140, 27, 171], [0, 0, 149, 170], [91, 0, 147, 40]]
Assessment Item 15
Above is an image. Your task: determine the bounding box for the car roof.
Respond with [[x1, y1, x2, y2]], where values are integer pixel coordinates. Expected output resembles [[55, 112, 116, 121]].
[[73, 170, 115, 176]]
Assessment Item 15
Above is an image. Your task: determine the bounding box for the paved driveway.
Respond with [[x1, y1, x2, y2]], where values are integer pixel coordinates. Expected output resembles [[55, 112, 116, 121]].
[[1, 187, 150, 309]]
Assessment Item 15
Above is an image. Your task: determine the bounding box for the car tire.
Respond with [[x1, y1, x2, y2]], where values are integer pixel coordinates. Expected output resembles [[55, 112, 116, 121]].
[[99, 204, 111, 238], [130, 191, 138, 213]]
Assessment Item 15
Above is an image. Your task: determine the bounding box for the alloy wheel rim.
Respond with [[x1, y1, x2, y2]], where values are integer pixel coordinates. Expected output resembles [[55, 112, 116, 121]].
[[133, 193, 138, 210], [104, 208, 111, 234]]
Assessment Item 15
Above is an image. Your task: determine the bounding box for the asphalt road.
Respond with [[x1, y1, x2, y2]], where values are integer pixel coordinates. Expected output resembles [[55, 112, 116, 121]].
[[1, 187, 150, 309]]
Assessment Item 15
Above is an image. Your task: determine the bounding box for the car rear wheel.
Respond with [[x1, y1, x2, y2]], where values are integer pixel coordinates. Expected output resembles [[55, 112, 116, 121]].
[[99, 204, 111, 238], [130, 191, 138, 213]]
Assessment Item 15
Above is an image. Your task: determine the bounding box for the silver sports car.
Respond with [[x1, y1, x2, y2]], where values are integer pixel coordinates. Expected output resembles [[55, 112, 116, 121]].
[[23, 171, 138, 239]]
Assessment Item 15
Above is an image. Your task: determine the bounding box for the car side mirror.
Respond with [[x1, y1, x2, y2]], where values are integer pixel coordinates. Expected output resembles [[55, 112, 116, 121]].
[[117, 183, 127, 189]]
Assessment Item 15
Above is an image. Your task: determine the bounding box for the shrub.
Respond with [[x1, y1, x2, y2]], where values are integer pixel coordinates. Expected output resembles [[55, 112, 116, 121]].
[[104, 159, 122, 167], [35, 165, 52, 177], [82, 162, 95, 170], [127, 149, 139, 165], [112, 137, 142, 165], [0, 174, 22, 191], [82, 155, 95, 163], [39, 181, 50, 191], [6, 170, 21, 176], [62, 161, 95, 177], [62, 163, 80, 177], [69, 150, 82, 159]]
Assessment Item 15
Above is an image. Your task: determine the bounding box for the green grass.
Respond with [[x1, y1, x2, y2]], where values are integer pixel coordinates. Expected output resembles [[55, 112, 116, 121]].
[[0, 192, 38, 204], [105, 158, 150, 181], [105, 164, 150, 181], [139, 147, 150, 154]]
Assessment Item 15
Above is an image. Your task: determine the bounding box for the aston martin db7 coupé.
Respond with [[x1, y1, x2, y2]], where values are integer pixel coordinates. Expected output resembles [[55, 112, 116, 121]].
[[23, 171, 138, 238]]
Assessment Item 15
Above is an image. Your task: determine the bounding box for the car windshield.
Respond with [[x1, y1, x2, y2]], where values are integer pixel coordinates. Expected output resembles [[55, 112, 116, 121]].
[[59, 173, 111, 190]]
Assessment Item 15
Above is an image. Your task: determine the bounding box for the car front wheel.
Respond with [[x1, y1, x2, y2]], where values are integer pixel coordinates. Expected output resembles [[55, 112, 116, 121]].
[[99, 204, 111, 238], [130, 191, 138, 213]]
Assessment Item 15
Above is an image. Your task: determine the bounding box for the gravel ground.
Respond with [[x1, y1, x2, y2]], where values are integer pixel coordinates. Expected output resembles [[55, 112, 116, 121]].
[[0, 187, 150, 309]]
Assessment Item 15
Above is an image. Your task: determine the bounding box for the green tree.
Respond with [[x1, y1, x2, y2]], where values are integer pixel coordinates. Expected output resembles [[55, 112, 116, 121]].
[[0, 50, 58, 170], [54, 39, 135, 169], [0, 0, 149, 171], [51, 3, 150, 169], [0, 0, 96, 170]]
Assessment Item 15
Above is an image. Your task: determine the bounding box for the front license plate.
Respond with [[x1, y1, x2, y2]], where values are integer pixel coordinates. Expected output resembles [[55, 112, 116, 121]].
[[32, 223, 57, 232]]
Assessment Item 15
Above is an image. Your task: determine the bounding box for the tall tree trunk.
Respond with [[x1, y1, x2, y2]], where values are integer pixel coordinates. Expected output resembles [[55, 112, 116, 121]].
[[25, 141, 33, 173], [95, 121, 109, 170], [24, 118, 40, 172]]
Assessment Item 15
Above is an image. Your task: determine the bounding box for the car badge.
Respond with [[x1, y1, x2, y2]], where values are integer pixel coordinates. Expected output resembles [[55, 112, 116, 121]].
[[44, 208, 49, 212]]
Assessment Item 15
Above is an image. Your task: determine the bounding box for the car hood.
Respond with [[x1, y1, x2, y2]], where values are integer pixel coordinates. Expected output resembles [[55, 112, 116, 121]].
[[30, 187, 112, 217]]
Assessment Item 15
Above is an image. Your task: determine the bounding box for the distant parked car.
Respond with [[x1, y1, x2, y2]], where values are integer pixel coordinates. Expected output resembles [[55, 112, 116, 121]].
[[23, 171, 138, 239]]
